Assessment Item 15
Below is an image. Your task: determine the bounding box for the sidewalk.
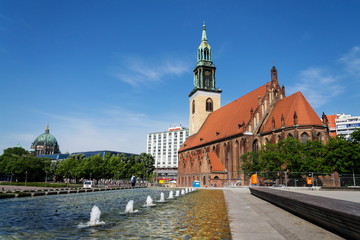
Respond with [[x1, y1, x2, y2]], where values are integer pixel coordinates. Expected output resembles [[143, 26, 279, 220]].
[[223, 188, 343, 240], [0, 184, 51, 191]]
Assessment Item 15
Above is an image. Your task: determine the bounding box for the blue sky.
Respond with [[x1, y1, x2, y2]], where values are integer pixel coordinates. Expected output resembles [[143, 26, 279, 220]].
[[1, 0, 360, 154]]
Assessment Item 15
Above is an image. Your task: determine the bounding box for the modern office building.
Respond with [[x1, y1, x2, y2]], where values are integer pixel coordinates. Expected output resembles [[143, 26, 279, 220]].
[[71, 150, 134, 158], [327, 113, 360, 139], [147, 125, 189, 180], [37, 150, 135, 161]]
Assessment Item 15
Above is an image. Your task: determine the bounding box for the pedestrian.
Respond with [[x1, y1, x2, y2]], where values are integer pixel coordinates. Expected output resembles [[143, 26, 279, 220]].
[[130, 175, 136, 187]]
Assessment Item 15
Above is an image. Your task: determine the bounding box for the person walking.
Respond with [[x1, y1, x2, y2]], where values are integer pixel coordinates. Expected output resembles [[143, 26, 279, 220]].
[[130, 175, 136, 187]]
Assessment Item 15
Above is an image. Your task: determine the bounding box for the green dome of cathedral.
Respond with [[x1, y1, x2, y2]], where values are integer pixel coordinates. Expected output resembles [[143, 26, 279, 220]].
[[31, 125, 60, 155]]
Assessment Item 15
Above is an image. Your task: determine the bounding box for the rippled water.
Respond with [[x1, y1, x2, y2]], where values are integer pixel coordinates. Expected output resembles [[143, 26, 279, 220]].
[[0, 188, 231, 239]]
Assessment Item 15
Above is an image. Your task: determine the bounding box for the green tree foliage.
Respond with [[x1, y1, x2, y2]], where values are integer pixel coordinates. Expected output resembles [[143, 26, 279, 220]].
[[105, 153, 129, 179], [55, 154, 84, 181], [302, 140, 330, 173], [259, 143, 284, 172], [54, 152, 155, 181], [350, 128, 360, 144], [240, 135, 360, 175], [324, 136, 360, 173], [0, 147, 51, 181], [240, 151, 262, 173]]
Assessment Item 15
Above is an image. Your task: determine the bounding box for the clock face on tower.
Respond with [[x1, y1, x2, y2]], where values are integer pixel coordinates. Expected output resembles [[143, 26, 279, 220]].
[[204, 77, 211, 88], [203, 70, 212, 89]]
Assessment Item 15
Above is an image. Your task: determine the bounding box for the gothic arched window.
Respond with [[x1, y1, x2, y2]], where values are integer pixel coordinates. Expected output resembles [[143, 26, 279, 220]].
[[204, 47, 209, 60], [206, 98, 213, 112], [252, 139, 259, 152], [300, 132, 310, 143]]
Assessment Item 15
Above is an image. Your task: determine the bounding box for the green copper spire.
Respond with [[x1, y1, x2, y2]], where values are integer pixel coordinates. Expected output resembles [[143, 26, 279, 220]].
[[190, 23, 221, 97], [197, 22, 213, 64], [201, 22, 207, 41]]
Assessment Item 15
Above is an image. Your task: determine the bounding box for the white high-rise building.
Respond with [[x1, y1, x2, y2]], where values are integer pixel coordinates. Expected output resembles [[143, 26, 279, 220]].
[[147, 125, 189, 180], [335, 113, 360, 139]]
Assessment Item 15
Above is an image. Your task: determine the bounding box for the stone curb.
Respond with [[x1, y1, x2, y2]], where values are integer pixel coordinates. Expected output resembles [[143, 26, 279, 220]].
[[250, 187, 360, 239]]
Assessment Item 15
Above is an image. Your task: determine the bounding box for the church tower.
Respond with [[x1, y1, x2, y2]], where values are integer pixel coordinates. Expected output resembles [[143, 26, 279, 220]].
[[189, 24, 222, 135]]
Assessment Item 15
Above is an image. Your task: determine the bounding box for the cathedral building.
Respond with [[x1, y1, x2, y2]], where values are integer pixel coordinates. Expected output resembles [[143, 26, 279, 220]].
[[177, 25, 330, 187], [30, 125, 61, 156]]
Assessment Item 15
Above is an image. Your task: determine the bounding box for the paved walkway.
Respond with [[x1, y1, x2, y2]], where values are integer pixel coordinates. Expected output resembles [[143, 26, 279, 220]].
[[223, 188, 344, 240], [0, 184, 51, 191]]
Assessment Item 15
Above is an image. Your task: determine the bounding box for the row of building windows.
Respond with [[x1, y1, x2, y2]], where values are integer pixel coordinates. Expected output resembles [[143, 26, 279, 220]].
[[337, 123, 360, 129], [147, 126, 189, 170]]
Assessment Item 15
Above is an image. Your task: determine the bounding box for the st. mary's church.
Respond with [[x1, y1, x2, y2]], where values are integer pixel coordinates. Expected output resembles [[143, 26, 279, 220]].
[[177, 24, 329, 187]]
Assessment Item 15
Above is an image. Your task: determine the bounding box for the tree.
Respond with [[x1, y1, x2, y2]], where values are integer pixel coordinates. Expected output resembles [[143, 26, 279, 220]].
[[324, 136, 357, 173], [56, 154, 84, 181], [240, 135, 360, 176], [138, 153, 155, 179], [0, 147, 51, 182], [260, 143, 284, 172], [350, 128, 360, 144], [302, 140, 330, 173], [105, 154, 129, 179], [240, 151, 262, 173], [2, 147, 28, 156]]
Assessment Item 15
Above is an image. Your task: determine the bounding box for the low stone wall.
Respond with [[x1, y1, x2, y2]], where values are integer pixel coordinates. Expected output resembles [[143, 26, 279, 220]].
[[0, 185, 146, 199], [249, 187, 360, 239]]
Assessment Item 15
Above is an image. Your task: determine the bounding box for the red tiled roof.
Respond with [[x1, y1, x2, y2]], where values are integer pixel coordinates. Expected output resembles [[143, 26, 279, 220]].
[[208, 152, 225, 172], [179, 82, 269, 151], [260, 92, 322, 133], [180, 84, 323, 152]]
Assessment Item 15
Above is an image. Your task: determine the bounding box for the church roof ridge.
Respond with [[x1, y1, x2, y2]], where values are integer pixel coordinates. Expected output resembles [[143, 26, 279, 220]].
[[260, 91, 322, 133], [180, 81, 270, 151], [180, 85, 322, 152]]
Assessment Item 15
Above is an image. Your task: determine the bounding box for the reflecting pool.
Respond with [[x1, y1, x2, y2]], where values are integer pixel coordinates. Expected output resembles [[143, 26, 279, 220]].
[[0, 188, 231, 239]]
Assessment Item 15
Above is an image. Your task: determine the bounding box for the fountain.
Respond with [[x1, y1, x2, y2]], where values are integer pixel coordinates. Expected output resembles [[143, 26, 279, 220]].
[[158, 192, 166, 202], [175, 190, 180, 197], [168, 190, 174, 199], [0, 188, 231, 239], [144, 195, 156, 207], [78, 205, 105, 228], [185, 188, 188, 194], [181, 189, 185, 195], [125, 200, 138, 213]]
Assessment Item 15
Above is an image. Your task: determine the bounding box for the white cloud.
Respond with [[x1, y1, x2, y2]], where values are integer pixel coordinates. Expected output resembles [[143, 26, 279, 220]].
[[287, 67, 343, 108], [113, 54, 191, 87], [29, 107, 176, 154], [338, 46, 360, 76]]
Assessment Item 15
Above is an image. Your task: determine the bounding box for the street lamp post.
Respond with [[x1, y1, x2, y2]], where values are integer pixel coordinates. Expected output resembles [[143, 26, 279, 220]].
[[45, 171, 48, 187], [25, 171, 28, 186], [10, 172, 13, 183], [353, 169, 356, 187]]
